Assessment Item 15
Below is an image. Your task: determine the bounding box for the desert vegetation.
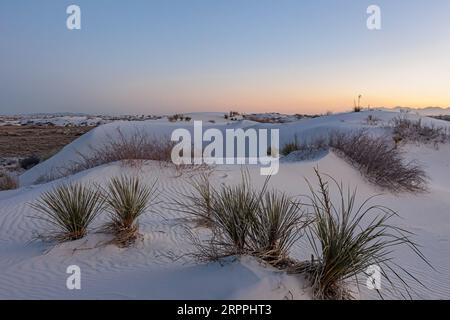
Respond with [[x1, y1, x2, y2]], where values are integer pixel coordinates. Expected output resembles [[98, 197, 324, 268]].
[[35, 129, 177, 183], [392, 116, 448, 146], [0, 171, 18, 191], [330, 131, 428, 193], [178, 169, 429, 299], [31, 183, 105, 242], [281, 130, 428, 193], [288, 169, 430, 299], [101, 175, 158, 246], [179, 171, 308, 267]]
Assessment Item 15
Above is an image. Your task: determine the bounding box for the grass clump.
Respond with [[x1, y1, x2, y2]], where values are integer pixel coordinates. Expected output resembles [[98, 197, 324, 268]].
[[0, 172, 18, 191], [292, 169, 430, 299], [248, 190, 306, 266], [281, 135, 300, 156], [31, 183, 105, 242], [102, 175, 158, 247], [184, 171, 307, 267], [331, 130, 428, 193]]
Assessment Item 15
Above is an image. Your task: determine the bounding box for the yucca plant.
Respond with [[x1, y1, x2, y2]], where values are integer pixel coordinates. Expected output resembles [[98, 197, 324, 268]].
[[185, 171, 308, 266], [102, 175, 157, 246], [31, 183, 105, 242], [171, 173, 214, 227], [207, 171, 263, 255], [248, 190, 307, 266], [295, 169, 430, 299]]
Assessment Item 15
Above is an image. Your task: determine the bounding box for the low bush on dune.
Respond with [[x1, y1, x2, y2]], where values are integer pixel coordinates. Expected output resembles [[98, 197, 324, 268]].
[[31, 183, 105, 242], [71, 129, 175, 173], [281, 130, 428, 193], [101, 175, 158, 247], [183, 171, 308, 267], [0, 172, 18, 191], [19, 155, 41, 170], [330, 130, 428, 193], [34, 129, 177, 183], [289, 169, 430, 300], [392, 116, 448, 146]]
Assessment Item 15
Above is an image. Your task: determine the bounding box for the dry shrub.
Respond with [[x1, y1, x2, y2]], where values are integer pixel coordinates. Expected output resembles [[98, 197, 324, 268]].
[[392, 116, 448, 146], [0, 171, 18, 191], [330, 130, 428, 193], [61, 129, 175, 178]]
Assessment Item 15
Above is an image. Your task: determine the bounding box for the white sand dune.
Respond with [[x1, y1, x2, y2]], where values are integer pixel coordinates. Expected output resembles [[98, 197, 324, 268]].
[[1, 110, 450, 299]]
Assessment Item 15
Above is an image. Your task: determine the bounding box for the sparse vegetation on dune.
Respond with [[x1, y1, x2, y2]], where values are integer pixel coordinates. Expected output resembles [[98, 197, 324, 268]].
[[281, 130, 428, 193], [35, 129, 176, 183], [31, 183, 105, 242], [392, 116, 448, 146], [289, 169, 430, 300], [330, 131, 428, 193], [101, 175, 158, 247], [171, 173, 214, 227], [0, 171, 18, 191], [183, 171, 308, 267], [182, 169, 429, 299]]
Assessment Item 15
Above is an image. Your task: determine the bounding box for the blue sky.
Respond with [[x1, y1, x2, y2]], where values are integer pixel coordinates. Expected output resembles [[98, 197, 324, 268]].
[[1, 0, 449, 115]]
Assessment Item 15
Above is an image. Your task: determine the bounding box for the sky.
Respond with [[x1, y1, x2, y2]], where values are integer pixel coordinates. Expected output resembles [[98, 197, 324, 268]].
[[1, 0, 450, 115]]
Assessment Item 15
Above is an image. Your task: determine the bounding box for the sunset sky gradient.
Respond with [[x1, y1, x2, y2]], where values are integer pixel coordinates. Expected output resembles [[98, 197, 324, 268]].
[[1, 0, 449, 115]]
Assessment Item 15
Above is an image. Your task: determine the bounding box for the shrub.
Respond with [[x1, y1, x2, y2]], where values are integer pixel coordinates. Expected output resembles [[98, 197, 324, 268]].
[[0, 172, 18, 191], [281, 136, 300, 156], [102, 175, 158, 247], [19, 155, 40, 170], [31, 183, 105, 242], [392, 116, 448, 146], [67, 129, 175, 176], [292, 169, 430, 299], [330, 130, 428, 193], [281, 135, 329, 157]]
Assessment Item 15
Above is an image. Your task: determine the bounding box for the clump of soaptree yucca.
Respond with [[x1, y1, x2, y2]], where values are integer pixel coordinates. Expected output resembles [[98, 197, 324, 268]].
[[291, 169, 430, 300], [31, 183, 105, 242], [184, 171, 308, 267], [101, 175, 158, 247]]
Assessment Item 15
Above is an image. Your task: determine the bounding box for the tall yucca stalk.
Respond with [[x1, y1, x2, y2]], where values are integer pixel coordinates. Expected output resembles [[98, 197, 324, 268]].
[[300, 168, 430, 299], [31, 183, 105, 242], [103, 175, 157, 246]]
